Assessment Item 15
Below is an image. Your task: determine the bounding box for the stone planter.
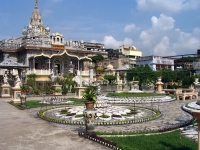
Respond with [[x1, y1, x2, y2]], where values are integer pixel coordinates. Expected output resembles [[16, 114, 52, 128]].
[[83, 102, 97, 132]]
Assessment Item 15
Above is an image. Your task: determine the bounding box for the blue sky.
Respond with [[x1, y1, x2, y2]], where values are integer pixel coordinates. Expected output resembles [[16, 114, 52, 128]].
[[1, 0, 200, 56]]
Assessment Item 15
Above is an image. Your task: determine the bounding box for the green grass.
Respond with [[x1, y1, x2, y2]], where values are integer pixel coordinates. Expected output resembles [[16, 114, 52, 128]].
[[100, 114, 110, 118], [13, 100, 42, 108], [96, 130, 158, 136], [25, 100, 42, 108], [75, 114, 84, 118], [107, 92, 161, 97], [105, 130, 197, 150]]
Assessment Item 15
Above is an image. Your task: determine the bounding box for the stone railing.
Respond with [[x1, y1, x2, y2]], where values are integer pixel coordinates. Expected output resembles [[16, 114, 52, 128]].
[[27, 69, 51, 75], [100, 85, 117, 92], [79, 71, 90, 76]]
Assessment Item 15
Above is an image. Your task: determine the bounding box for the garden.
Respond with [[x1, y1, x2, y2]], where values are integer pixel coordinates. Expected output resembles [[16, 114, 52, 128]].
[[9, 65, 200, 150], [104, 130, 197, 150]]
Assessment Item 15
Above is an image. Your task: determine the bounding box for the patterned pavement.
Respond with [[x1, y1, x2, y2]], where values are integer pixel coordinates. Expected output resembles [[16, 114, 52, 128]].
[[0, 96, 197, 150]]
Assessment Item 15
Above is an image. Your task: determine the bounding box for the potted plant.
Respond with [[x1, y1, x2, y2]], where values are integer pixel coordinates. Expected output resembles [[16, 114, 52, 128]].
[[194, 74, 200, 83], [54, 88, 62, 95], [82, 86, 97, 132], [20, 85, 28, 95], [82, 86, 97, 109]]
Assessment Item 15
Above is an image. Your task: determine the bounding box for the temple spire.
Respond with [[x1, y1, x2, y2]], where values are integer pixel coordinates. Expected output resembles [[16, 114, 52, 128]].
[[35, 0, 38, 9]]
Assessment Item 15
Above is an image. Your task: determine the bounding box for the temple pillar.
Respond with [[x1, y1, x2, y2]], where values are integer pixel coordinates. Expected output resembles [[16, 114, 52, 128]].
[[48, 59, 51, 73], [33, 58, 35, 73]]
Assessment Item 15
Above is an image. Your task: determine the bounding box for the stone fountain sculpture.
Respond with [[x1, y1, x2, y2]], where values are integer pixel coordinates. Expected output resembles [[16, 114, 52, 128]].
[[1, 71, 11, 98], [0, 54, 28, 101], [128, 77, 143, 93]]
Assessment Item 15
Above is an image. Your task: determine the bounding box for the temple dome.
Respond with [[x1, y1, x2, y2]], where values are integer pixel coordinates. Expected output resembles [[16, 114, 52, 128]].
[[22, 28, 27, 35], [46, 26, 50, 32], [107, 64, 114, 70], [28, 24, 32, 29]]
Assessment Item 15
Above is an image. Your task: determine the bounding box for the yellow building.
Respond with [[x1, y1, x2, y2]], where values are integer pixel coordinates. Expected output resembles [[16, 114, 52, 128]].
[[119, 45, 142, 66]]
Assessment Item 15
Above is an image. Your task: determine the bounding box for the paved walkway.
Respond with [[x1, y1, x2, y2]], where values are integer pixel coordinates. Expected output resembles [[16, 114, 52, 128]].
[[0, 98, 109, 150], [96, 100, 194, 132], [0, 96, 196, 150]]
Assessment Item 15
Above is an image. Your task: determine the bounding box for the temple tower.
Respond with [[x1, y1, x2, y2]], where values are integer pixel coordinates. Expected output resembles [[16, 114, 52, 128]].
[[22, 0, 51, 47]]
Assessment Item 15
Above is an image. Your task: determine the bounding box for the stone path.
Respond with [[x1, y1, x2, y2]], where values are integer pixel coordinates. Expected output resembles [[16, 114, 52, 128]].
[[0, 96, 197, 150], [0, 98, 110, 150], [95, 100, 194, 132], [180, 124, 198, 142]]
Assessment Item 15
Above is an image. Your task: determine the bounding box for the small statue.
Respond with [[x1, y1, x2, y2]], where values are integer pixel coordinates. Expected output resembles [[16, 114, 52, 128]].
[[3, 73, 8, 85], [15, 74, 21, 88], [117, 72, 120, 81], [50, 69, 54, 76]]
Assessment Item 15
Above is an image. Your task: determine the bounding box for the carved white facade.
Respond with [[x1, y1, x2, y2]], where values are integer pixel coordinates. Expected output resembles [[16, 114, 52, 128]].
[[0, 0, 107, 82]]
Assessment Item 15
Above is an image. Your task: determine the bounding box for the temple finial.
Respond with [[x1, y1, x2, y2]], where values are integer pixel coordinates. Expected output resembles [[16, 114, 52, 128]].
[[35, 0, 38, 9]]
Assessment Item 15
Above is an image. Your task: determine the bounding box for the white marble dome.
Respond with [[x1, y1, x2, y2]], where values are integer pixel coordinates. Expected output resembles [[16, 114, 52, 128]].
[[107, 64, 114, 70]]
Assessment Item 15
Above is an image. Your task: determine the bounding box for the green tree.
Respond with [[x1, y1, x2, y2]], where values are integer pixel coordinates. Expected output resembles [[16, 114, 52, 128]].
[[176, 69, 194, 88], [26, 73, 39, 94], [90, 54, 104, 64], [103, 74, 117, 84], [157, 68, 177, 83], [126, 65, 157, 88]]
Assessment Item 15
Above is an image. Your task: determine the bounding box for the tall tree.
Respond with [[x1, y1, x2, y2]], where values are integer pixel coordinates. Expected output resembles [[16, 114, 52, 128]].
[[126, 65, 157, 88]]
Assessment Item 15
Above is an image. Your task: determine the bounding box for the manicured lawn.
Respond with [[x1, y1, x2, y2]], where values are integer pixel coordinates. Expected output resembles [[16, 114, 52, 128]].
[[13, 100, 42, 108], [107, 92, 161, 97], [25, 100, 42, 108], [105, 130, 197, 150]]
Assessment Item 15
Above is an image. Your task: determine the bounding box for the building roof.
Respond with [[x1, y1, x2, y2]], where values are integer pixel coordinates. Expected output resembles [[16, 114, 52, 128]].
[[116, 64, 130, 71]]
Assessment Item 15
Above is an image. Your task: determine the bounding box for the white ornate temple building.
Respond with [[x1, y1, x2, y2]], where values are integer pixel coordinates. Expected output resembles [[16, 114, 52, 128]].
[[136, 55, 174, 71], [0, 0, 107, 82]]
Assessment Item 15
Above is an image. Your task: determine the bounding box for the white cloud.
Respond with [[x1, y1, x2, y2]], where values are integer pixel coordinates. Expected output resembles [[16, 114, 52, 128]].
[[193, 27, 200, 36], [101, 36, 133, 49], [153, 36, 176, 56], [124, 23, 136, 32], [151, 14, 175, 30], [172, 31, 200, 53], [138, 14, 200, 56], [136, 0, 200, 13]]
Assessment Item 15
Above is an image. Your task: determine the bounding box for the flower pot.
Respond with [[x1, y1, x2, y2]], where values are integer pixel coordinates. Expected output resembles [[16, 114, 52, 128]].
[[84, 101, 95, 109], [21, 90, 26, 95]]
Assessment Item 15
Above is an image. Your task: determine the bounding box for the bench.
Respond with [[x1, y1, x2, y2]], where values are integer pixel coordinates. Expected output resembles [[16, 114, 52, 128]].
[[176, 92, 198, 100]]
